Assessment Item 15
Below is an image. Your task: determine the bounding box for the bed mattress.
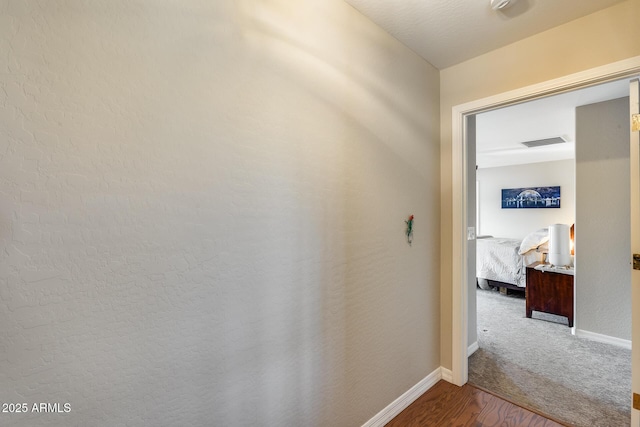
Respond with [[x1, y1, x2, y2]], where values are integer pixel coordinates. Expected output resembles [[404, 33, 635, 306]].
[[476, 237, 541, 288]]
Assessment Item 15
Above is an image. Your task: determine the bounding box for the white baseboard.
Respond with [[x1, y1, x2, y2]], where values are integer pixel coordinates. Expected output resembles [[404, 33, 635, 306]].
[[361, 367, 444, 427], [575, 329, 631, 349], [468, 341, 479, 356], [633, 408, 640, 427], [441, 367, 453, 383]]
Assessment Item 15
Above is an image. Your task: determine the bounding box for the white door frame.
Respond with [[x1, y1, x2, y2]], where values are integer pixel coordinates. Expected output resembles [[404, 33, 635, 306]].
[[451, 55, 640, 387], [629, 79, 640, 427]]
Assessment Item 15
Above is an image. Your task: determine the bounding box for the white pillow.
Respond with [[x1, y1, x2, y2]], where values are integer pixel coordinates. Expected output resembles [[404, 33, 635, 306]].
[[519, 228, 549, 255]]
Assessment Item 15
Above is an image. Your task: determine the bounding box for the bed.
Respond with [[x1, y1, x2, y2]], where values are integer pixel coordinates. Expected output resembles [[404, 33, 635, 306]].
[[476, 229, 549, 291]]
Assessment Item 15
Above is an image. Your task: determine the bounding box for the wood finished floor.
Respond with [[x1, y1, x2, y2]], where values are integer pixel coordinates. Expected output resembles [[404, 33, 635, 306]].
[[385, 380, 567, 427]]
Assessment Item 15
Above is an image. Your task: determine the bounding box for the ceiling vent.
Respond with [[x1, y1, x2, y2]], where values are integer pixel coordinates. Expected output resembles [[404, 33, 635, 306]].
[[521, 136, 567, 148]]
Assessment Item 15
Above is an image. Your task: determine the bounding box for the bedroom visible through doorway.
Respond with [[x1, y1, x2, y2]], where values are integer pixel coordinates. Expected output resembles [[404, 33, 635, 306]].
[[467, 77, 635, 425]]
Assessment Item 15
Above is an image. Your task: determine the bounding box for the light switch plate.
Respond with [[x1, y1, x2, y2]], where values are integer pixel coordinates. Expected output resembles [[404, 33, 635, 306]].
[[467, 227, 476, 240]]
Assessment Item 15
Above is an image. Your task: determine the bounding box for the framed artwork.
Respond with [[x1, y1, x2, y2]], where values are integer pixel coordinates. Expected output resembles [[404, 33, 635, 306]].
[[501, 186, 561, 209]]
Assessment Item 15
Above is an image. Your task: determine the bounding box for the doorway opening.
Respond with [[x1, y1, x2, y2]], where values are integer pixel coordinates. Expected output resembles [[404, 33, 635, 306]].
[[452, 59, 640, 385], [468, 79, 634, 425], [450, 59, 640, 425]]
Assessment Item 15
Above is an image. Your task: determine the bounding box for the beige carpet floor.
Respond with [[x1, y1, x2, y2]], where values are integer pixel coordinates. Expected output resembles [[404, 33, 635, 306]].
[[469, 288, 631, 427]]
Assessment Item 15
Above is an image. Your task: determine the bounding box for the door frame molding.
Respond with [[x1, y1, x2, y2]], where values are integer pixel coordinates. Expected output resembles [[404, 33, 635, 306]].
[[451, 55, 640, 387], [629, 79, 640, 427]]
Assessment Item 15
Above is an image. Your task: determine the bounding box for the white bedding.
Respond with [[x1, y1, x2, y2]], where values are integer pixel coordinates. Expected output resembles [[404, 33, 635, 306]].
[[476, 237, 542, 288]]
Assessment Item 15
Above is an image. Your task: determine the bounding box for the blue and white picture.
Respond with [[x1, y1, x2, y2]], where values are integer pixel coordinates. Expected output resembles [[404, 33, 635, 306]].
[[501, 186, 561, 209]]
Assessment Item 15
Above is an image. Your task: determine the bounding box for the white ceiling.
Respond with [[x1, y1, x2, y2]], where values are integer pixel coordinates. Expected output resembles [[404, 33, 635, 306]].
[[343, 0, 634, 168], [343, 0, 626, 70], [476, 79, 631, 168]]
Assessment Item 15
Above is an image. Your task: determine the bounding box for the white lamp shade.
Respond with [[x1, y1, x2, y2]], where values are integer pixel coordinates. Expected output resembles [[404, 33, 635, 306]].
[[548, 224, 571, 266]]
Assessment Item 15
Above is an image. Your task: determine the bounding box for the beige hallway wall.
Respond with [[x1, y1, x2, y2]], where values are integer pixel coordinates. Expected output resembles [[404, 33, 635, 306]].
[[0, 1, 441, 425]]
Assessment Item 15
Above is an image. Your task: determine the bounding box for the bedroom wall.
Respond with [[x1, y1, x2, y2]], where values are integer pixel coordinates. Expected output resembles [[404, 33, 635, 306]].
[[575, 97, 631, 341], [439, 0, 640, 369], [0, 1, 441, 426], [476, 160, 576, 240]]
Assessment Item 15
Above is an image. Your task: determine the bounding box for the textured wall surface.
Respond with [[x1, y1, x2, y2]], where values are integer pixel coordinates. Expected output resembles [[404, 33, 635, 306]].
[[0, 1, 441, 425], [477, 160, 575, 240], [439, 0, 640, 369], [576, 97, 631, 340]]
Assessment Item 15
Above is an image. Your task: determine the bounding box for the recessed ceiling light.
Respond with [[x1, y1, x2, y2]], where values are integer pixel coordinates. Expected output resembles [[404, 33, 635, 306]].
[[491, 0, 517, 10]]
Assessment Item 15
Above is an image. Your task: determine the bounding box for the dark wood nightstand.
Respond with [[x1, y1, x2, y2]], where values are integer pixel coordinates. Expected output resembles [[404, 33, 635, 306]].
[[525, 262, 574, 327]]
